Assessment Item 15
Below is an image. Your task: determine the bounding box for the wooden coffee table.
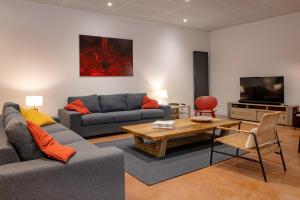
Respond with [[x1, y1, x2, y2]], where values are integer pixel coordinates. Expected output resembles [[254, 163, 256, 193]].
[[122, 118, 240, 157]]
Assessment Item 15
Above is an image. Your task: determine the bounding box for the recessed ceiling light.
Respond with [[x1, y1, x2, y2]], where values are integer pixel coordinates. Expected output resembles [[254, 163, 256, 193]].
[[107, 2, 113, 7], [183, 18, 188, 23], [185, 0, 190, 2]]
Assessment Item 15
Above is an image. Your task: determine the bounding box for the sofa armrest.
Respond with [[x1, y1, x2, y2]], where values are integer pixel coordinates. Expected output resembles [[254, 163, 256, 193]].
[[58, 109, 82, 135], [0, 147, 125, 200], [159, 105, 171, 119], [0, 140, 20, 166]]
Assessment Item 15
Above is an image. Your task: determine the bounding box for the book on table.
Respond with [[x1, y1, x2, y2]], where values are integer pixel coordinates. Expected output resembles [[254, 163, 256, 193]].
[[152, 120, 175, 129]]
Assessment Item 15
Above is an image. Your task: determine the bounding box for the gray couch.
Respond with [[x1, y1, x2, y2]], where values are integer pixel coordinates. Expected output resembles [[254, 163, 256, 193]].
[[59, 93, 171, 138], [0, 102, 125, 200]]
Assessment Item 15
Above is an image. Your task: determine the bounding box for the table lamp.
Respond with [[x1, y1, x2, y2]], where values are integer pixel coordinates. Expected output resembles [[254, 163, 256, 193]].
[[26, 96, 43, 111], [155, 89, 168, 105]]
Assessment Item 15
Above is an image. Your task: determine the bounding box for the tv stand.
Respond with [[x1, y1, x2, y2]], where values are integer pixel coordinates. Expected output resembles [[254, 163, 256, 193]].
[[238, 100, 282, 105], [228, 102, 299, 126]]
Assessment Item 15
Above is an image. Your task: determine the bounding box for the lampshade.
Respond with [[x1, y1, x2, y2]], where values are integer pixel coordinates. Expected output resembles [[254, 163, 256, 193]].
[[26, 96, 43, 107], [155, 89, 168, 99]]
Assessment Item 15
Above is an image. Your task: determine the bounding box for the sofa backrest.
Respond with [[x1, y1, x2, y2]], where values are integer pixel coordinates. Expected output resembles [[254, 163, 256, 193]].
[[0, 103, 21, 166], [0, 118, 21, 166], [68, 93, 147, 113], [126, 93, 146, 110], [68, 94, 101, 113], [99, 94, 128, 113], [2, 103, 45, 162]]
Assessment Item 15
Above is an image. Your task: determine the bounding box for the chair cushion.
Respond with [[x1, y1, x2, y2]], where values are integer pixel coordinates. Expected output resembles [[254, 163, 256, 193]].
[[68, 94, 101, 113], [245, 128, 257, 149], [127, 93, 146, 110], [141, 109, 165, 119], [99, 94, 127, 112], [81, 113, 114, 126], [4, 107, 45, 161], [109, 110, 141, 122]]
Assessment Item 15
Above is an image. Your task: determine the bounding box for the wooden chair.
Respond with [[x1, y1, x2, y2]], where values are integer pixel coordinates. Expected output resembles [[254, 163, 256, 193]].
[[210, 112, 286, 182], [292, 111, 300, 152], [194, 96, 218, 118]]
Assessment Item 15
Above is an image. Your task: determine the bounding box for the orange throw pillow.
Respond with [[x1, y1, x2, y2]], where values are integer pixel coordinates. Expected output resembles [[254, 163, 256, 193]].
[[65, 99, 91, 115], [27, 121, 76, 163], [142, 96, 159, 109]]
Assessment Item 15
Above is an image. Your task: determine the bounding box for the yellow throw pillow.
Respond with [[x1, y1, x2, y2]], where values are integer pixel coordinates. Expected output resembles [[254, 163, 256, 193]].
[[21, 107, 56, 127]]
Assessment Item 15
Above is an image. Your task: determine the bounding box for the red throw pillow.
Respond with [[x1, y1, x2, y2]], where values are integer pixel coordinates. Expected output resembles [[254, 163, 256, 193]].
[[65, 99, 91, 115], [27, 121, 76, 163], [142, 96, 159, 109]]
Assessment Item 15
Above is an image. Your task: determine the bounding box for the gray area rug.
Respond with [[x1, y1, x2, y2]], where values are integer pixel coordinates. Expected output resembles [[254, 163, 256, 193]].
[[96, 138, 244, 185]]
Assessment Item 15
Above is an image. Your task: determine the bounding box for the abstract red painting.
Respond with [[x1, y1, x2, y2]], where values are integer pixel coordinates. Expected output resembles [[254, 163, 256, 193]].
[[80, 35, 133, 76]]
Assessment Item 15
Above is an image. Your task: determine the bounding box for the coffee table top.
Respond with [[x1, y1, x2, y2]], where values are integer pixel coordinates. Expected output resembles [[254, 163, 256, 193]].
[[122, 118, 240, 141]]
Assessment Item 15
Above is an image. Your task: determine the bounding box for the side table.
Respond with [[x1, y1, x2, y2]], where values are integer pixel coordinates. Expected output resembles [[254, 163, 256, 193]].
[[170, 104, 192, 119]]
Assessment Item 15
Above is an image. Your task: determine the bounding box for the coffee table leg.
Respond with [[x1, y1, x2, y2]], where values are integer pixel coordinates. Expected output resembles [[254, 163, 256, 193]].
[[155, 139, 167, 157], [134, 136, 168, 157]]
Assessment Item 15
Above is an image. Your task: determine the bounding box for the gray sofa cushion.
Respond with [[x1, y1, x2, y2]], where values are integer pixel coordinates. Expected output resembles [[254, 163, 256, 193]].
[[81, 113, 114, 126], [43, 123, 69, 134], [68, 94, 101, 113], [3, 106, 20, 128], [3, 102, 20, 112], [110, 110, 141, 122], [4, 107, 44, 161], [99, 94, 127, 113], [141, 109, 165, 119], [0, 117, 21, 166], [67, 140, 99, 151], [127, 93, 146, 110], [51, 130, 83, 145]]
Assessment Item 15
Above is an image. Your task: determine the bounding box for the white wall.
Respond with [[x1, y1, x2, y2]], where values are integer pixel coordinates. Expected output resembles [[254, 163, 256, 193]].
[[209, 12, 300, 115], [0, 0, 209, 116]]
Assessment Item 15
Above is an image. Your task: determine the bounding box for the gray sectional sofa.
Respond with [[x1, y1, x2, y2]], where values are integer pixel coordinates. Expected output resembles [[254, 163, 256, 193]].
[[59, 93, 171, 138], [0, 102, 125, 200]]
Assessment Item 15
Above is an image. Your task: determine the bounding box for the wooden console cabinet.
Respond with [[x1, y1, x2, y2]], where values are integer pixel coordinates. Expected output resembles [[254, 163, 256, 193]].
[[228, 102, 299, 126]]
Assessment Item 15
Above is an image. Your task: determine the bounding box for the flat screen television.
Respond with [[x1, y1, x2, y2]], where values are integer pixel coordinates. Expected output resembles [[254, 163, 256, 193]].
[[239, 76, 284, 105]]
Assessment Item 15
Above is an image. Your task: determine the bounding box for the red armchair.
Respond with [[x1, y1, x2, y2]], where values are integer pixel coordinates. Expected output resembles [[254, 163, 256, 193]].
[[194, 96, 218, 118]]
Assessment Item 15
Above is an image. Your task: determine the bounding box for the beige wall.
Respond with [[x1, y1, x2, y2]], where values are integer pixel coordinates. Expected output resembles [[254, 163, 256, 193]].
[[0, 0, 209, 116], [209, 12, 300, 115]]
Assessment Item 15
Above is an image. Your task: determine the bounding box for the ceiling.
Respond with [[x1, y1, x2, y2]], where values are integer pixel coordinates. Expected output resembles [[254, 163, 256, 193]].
[[24, 0, 300, 31]]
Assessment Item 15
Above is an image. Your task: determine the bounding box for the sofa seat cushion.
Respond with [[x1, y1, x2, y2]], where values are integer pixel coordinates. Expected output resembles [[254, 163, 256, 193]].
[[141, 109, 165, 119], [68, 94, 101, 113], [50, 130, 83, 145], [99, 94, 127, 113], [67, 140, 98, 151], [43, 123, 69, 134], [127, 93, 146, 110], [81, 113, 114, 126], [110, 110, 141, 122]]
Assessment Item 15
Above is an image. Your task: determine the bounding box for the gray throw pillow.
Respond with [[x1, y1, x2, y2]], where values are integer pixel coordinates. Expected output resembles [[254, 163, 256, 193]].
[[99, 94, 127, 113], [68, 94, 101, 113], [4, 108, 44, 161], [127, 93, 146, 110]]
